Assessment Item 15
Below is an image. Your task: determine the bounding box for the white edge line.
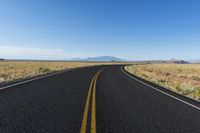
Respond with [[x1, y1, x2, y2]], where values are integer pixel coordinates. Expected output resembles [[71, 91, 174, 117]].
[[123, 66, 200, 104], [121, 67, 200, 111], [0, 66, 89, 90]]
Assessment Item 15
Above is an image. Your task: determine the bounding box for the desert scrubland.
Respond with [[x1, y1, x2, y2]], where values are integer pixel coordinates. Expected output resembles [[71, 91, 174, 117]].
[[125, 64, 200, 101]]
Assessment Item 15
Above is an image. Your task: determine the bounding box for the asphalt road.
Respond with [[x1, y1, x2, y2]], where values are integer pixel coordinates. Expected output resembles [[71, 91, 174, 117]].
[[0, 65, 200, 133]]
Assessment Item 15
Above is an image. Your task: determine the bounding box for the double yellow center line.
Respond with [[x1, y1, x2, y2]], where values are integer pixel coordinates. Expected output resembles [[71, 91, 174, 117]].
[[80, 69, 104, 133]]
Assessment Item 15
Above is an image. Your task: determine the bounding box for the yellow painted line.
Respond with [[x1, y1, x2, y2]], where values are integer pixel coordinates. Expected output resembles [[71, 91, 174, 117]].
[[91, 70, 102, 133], [80, 69, 104, 133], [80, 72, 98, 133]]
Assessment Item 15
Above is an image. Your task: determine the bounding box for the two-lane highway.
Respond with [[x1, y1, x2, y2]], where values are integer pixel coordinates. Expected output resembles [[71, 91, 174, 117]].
[[0, 65, 104, 133], [0, 65, 200, 133], [96, 66, 200, 133], [80, 68, 104, 133]]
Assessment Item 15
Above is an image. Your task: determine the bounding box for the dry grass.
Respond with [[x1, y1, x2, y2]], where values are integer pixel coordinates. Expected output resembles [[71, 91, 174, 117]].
[[125, 64, 200, 101], [0, 61, 120, 84]]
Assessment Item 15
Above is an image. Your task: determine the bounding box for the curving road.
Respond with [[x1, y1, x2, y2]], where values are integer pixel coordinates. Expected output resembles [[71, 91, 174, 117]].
[[0, 65, 200, 133]]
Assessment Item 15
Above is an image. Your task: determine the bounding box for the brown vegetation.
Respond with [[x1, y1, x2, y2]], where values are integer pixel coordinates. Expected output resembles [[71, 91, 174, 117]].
[[125, 64, 200, 101]]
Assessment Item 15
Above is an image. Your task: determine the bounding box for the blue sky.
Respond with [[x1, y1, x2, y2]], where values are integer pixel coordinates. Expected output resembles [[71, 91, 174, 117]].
[[0, 0, 200, 60]]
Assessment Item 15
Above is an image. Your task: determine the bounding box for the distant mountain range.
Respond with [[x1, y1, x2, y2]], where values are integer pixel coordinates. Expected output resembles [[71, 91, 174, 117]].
[[189, 59, 200, 63], [2, 56, 199, 64], [168, 59, 189, 64], [69, 57, 194, 63], [137, 59, 190, 64], [69, 56, 124, 62]]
